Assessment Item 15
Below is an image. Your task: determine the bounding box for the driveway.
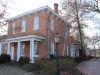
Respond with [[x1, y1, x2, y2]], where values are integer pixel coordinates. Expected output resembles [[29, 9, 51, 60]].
[[76, 59, 100, 75], [0, 64, 33, 75]]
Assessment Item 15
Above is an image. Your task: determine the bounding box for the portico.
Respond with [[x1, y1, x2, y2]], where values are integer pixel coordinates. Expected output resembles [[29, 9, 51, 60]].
[[6, 35, 45, 63]]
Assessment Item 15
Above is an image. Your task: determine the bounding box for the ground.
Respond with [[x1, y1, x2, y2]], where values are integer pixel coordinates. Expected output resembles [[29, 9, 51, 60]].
[[0, 64, 33, 75], [76, 59, 100, 75]]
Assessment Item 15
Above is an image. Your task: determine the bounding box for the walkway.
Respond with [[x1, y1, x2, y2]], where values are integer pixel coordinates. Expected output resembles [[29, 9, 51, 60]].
[[76, 59, 100, 75]]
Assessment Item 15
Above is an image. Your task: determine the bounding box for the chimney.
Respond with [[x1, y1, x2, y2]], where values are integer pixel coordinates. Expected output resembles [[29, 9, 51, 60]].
[[54, 3, 58, 14]]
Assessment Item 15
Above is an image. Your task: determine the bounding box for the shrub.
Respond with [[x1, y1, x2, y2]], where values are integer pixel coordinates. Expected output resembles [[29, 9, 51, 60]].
[[0, 54, 11, 64], [19, 57, 30, 65], [21, 63, 40, 72], [49, 54, 56, 59], [36, 58, 56, 75]]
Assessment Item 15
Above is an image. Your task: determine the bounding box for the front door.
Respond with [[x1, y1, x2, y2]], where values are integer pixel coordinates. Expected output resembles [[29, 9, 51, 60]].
[[11, 45, 14, 60]]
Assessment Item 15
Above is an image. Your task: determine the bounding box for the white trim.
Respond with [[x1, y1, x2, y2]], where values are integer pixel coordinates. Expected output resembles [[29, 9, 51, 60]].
[[17, 41, 21, 61], [6, 5, 67, 24], [7, 35, 45, 41], [34, 55, 39, 57], [30, 39, 34, 63], [11, 44, 14, 60]]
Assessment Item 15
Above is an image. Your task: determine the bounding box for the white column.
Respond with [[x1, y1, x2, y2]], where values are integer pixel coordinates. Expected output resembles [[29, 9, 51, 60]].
[[0, 43, 1, 55], [7, 42, 10, 55], [17, 41, 21, 61], [30, 39, 34, 63]]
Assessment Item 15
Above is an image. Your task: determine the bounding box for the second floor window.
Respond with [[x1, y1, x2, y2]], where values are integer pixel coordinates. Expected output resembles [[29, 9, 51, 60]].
[[21, 20, 26, 32], [50, 18, 54, 31], [12, 23, 16, 34], [33, 16, 39, 30]]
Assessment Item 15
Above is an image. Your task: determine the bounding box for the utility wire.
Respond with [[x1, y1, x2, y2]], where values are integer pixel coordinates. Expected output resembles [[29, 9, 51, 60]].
[[7, 6, 25, 12]]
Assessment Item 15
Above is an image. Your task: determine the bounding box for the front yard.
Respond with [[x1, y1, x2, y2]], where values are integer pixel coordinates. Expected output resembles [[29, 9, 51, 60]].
[[0, 54, 83, 75], [0, 55, 84, 75]]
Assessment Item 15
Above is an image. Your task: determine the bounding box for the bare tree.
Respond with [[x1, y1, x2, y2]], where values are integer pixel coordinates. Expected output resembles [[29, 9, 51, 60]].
[[82, 0, 100, 14], [60, 0, 88, 59], [0, 0, 9, 35]]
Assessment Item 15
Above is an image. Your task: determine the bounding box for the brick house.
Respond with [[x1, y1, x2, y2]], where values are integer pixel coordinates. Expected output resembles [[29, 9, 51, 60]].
[[0, 4, 71, 63]]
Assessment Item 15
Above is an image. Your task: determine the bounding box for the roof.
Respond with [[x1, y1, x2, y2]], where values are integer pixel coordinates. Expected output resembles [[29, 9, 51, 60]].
[[6, 34, 45, 42], [0, 35, 7, 41], [6, 5, 67, 24]]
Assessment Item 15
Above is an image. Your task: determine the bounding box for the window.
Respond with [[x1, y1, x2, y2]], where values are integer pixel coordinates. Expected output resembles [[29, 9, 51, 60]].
[[1, 45, 6, 54], [12, 23, 15, 34], [50, 18, 54, 31], [51, 42, 54, 54], [21, 43, 25, 56], [34, 42, 38, 55], [33, 16, 39, 30], [21, 20, 26, 32]]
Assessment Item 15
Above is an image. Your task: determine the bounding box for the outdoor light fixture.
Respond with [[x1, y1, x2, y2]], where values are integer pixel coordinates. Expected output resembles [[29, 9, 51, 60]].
[[54, 33, 60, 75]]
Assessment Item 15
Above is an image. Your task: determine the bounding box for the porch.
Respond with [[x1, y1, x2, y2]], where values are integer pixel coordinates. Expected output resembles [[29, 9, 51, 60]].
[[0, 35, 45, 63]]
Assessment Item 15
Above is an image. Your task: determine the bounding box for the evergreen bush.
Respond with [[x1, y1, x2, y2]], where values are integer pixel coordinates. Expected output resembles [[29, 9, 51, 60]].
[[19, 57, 30, 65], [0, 54, 11, 64]]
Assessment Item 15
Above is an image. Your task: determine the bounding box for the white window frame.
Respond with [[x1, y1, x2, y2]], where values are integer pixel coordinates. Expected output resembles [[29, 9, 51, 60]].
[[21, 43, 25, 56], [12, 23, 16, 34], [51, 42, 54, 54], [33, 16, 39, 30], [50, 18, 54, 31], [21, 20, 26, 32], [34, 42, 38, 57]]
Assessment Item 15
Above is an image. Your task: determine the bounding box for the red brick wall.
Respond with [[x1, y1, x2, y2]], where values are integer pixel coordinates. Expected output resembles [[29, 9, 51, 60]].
[[7, 10, 47, 38], [7, 9, 67, 60]]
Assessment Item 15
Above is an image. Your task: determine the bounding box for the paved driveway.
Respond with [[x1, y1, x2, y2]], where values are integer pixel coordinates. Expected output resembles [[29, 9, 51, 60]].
[[76, 59, 100, 75]]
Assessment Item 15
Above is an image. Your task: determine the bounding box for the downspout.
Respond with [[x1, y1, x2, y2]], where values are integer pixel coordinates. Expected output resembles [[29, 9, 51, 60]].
[[47, 14, 50, 58]]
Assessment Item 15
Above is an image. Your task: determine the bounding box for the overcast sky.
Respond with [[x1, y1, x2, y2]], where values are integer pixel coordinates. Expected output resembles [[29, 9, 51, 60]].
[[6, 0, 60, 18]]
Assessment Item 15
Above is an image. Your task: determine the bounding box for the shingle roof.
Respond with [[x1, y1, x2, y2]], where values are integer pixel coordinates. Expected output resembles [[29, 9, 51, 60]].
[[0, 35, 7, 41]]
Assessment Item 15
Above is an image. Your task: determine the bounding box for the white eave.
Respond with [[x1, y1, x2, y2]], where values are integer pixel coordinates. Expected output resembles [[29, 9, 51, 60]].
[[6, 5, 67, 23], [6, 35, 45, 42]]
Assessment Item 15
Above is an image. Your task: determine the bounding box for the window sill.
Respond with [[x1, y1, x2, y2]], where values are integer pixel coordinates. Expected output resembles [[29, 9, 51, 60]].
[[34, 55, 39, 57], [20, 55, 25, 57]]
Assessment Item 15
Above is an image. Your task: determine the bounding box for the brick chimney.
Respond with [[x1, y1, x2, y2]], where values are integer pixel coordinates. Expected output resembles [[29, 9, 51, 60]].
[[54, 3, 58, 14]]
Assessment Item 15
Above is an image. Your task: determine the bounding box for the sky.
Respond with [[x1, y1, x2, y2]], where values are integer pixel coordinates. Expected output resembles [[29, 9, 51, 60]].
[[6, 0, 60, 18], [0, 0, 61, 35], [0, 0, 99, 37]]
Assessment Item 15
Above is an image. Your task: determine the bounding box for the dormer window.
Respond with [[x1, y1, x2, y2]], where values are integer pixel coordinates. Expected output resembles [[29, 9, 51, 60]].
[[12, 23, 16, 34], [50, 18, 54, 31], [33, 16, 39, 30], [21, 20, 26, 32]]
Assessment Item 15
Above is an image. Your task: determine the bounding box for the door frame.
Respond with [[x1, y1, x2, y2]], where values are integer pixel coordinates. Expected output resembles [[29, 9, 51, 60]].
[[11, 44, 14, 60]]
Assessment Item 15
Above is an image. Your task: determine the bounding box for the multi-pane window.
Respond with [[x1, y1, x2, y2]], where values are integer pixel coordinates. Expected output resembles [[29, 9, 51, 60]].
[[34, 42, 38, 55], [33, 16, 39, 30], [50, 18, 54, 31], [12, 23, 16, 34], [51, 42, 54, 54], [21, 43, 25, 56], [21, 20, 26, 32]]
